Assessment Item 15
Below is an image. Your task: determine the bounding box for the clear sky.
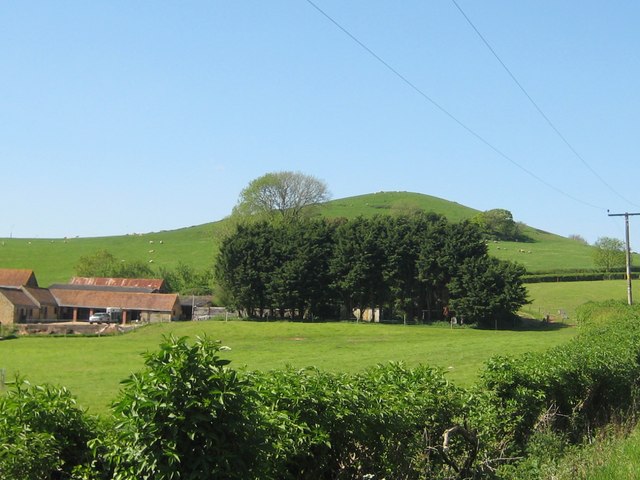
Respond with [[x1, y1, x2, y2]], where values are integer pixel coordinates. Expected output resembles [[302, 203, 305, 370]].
[[2, 1, 639, 244]]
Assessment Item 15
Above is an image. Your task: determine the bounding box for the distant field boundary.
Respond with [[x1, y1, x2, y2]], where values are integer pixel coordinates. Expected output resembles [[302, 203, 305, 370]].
[[525, 269, 640, 283]]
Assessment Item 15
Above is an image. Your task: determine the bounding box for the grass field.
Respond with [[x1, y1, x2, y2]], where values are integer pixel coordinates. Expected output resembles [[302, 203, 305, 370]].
[[2, 279, 635, 416], [523, 279, 640, 321], [0, 318, 576, 415], [0, 222, 222, 286], [0, 191, 617, 286]]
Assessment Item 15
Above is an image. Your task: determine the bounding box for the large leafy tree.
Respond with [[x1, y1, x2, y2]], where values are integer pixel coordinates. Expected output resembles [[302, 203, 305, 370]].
[[217, 215, 527, 325], [415, 218, 450, 321], [233, 171, 330, 220], [216, 219, 337, 319], [416, 219, 487, 321], [383, 214, 440, 321], [592, 236, 626, 273], [267, 219, 337, 319]]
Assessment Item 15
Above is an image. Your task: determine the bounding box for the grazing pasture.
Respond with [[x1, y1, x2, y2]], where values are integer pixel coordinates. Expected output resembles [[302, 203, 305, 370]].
[[523, 279, 640, 320], [0, 318, 576, 415]]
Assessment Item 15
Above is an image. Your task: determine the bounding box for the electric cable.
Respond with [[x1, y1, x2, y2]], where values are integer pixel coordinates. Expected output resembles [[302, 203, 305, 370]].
[[304, 0, 604, 211], [450, 0, 639, 209]]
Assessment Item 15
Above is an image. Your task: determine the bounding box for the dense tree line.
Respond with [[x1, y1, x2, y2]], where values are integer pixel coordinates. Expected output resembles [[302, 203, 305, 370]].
[[215, 213, 528, 326]]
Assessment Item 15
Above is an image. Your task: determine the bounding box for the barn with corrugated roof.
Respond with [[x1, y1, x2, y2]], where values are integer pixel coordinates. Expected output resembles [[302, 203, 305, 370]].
[[69, 277, 166, 293]]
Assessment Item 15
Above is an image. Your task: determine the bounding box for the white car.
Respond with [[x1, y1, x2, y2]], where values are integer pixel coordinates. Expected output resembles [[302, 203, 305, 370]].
[[89, 312, 113, 324]]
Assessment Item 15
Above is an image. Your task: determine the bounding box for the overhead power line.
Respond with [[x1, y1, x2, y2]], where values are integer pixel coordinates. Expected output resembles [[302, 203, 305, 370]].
[[450, 0, 639, 209], [607, 211, 640, 304], [304, 0, 603, 210]]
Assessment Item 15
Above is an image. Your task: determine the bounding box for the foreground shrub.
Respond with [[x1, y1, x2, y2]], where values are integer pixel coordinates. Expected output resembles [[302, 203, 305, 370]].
[[98, 335, 265, 480], [95, 335, 469, 479], [0, 380, 98, 480]]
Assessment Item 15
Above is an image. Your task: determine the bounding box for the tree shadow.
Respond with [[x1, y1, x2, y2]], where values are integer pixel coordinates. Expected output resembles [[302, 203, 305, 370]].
[[475, 316, 574, 332]]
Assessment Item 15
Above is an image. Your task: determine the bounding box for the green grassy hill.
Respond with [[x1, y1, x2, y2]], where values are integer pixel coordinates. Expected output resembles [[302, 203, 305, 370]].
[[0, 191, 602, 286], [0, 223, 221, 286]]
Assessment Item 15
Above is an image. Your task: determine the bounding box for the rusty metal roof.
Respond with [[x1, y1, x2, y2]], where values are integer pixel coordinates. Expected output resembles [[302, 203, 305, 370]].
[[0, 269, 38, 288], [50, 288, 179, 312], [70, 277, 165, 292], [51, 284, 154, 294]]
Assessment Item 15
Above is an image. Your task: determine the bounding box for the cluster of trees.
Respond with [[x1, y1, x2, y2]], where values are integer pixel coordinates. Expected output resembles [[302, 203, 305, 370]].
[[472, 208, 526, 241], [215, 213, 528, 327]]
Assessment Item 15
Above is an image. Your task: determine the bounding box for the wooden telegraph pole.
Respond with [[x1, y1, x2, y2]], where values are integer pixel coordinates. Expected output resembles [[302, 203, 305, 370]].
[[607, 212, 640, 305]]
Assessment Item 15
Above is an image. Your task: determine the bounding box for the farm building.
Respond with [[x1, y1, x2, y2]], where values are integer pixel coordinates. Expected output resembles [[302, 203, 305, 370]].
[[0, 286, 58, 325], [49, 287, 181, 323], [0, 268, 39, 288], [0, 269, 181, 325], [0, 269, 59, 325]]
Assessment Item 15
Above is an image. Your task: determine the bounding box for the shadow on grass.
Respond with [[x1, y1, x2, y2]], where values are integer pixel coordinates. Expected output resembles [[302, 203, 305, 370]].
[[474, 316, 574, 332]]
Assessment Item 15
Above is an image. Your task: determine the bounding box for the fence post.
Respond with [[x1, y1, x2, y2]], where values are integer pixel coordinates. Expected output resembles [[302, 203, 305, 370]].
[[0, 368, 5, 390]]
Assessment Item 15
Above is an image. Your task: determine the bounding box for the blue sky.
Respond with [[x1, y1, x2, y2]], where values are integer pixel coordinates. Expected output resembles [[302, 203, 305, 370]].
[[2, 1, 639, 243]]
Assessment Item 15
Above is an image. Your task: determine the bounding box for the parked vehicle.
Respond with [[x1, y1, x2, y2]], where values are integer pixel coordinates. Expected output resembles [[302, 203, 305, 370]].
[[89, 312, 114, 324]]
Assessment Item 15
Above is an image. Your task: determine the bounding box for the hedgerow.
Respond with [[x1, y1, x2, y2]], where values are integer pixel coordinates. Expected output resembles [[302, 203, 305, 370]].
[[477, 301, 640, 477], [4, 302, 640, 479], [249, 363, 464, 479]]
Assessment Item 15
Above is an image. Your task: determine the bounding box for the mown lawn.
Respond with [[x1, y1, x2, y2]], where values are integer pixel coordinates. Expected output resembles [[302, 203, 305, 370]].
[[0, 320, 576, 415]]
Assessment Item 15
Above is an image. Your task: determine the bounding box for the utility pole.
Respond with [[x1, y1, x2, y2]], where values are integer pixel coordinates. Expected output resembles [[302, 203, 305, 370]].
[[607, 212, 640, 305]]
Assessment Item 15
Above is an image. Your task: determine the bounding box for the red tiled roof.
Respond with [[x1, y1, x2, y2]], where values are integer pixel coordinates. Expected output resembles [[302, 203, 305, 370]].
[[70, 277, 165, 291], [50, 288, 179, 312], [0, 269, 38, 288]]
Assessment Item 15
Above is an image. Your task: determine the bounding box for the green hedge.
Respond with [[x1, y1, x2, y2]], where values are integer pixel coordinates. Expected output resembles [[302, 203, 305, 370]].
[[524, 272, 639, 283], [524, 266, 640, 283]]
